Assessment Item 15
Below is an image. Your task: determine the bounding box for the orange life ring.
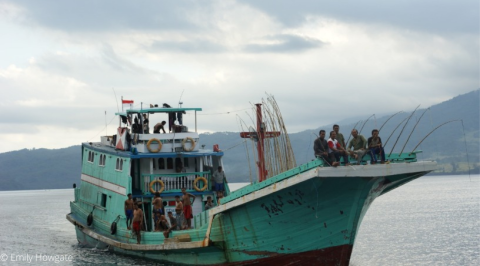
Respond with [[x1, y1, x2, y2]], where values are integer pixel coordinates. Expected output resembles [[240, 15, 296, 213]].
[[182, 137, 195, 151], [147, 138, 162, 153], [193, 177, 208, 192], [149, 180, 165, 194]]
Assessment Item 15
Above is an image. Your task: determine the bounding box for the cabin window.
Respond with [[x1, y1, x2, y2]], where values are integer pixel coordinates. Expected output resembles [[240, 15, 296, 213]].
[[87, 151, 94, 163], [152, 158, 156, 169], [158, 158, 165, 169], [166, 158, 173, 169], [99, 154, 106, 166], [116, 158, 123, 171], [184, 158, 189, 167]]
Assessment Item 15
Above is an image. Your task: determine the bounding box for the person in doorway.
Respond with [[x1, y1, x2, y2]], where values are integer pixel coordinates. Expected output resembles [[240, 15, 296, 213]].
[[132, 203, 143, 244], [124, 194, 134, 230], [181, 187, 196, 229], [212, 166, 226, 197], [132, 117, 141, 134]]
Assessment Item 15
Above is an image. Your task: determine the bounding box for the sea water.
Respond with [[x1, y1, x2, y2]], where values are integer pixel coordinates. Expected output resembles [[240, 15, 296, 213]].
[[0, 175, 478, 265]]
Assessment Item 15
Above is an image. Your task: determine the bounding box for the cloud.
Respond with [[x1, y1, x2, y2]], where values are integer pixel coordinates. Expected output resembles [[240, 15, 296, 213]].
[[4, 0, 199, 32], [149, 39, 226, 54], [244, 34, 325, 53], [0, 0, 477, 153], [242, 0, 479, 35]]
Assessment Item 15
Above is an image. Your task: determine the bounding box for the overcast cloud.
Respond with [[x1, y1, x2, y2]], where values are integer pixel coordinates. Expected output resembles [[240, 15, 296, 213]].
[[0, 0, 477, 153]]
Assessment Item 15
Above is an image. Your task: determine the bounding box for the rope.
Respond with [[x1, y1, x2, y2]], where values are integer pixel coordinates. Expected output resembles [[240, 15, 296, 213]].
[[222, 140, 247, 152], [198, 107, 251, 116], [87, 115, 117, 143]]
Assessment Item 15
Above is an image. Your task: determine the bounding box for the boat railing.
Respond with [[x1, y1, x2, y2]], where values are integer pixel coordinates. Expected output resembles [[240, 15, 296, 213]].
[[142, 172, 211, 194], [193, 209, 209, 229]]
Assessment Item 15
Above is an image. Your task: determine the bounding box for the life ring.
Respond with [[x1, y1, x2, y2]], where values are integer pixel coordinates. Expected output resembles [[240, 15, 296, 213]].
[[193, 176, 208, 192], [87, 213, 93, 226], [149, 179, 165, 194], [110, 221, 117, 235], [147, 138, 162, 153], [182, 137, 196, 151]]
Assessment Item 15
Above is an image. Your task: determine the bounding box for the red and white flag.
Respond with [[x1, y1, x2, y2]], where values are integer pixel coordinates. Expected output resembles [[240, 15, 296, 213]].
[[122, 99, 134, 104]]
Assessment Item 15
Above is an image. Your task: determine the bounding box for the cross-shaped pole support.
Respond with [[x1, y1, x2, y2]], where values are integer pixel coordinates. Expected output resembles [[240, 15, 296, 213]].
[[240, 104, 280, 182]]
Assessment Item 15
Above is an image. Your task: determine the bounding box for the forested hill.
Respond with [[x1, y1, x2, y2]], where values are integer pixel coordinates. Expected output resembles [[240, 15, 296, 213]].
[[0, 90, 478, 191]]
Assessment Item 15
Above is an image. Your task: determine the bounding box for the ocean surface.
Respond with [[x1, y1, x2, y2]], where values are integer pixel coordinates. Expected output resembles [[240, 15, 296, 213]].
[[0, 175, 478, 265]]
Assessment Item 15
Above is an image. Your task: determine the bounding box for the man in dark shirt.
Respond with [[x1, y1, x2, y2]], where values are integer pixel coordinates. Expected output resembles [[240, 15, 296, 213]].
[[367, 129, 386, 164], [314, 130, 333, 166]]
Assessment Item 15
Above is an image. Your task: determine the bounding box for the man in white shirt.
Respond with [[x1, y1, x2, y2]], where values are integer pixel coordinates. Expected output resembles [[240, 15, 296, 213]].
[[327, 131, 350, 167]]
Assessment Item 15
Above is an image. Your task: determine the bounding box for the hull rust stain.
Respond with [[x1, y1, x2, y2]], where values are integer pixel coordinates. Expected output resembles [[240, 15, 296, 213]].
[[221, 244, 353, 266]]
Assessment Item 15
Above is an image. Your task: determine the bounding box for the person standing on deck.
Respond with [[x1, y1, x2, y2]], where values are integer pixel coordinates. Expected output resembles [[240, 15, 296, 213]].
[[368, 129, 386, 164], [142, 114, 149, 134], [212, 166, 226, 197], [152, 192, 163, 228], [314, 130, 332, 165], [152, 192, 163, 215], [328, 131, 350, 166], [132, 203, 143, 244], [174, 196, 187, 230], [181, 187, 196, 229], [154, 212, 161, 231], [124, 194, 134, 230], [348, 129, 372, 164], [177, 111, 186, 126], [333, 124, 346, 149]]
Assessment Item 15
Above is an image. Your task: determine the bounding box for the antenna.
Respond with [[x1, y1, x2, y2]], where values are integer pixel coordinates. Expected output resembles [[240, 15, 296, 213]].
[[112, 88, 120, 113], [178, 89, 185, 108]]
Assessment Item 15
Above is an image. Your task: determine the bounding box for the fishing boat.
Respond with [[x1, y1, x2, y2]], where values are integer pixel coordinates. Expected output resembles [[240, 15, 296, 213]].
[[66, 98, 437, 265]]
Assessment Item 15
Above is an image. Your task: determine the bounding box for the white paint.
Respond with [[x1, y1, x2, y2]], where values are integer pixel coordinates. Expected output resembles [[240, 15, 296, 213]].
[[81, 173, 127, 196]]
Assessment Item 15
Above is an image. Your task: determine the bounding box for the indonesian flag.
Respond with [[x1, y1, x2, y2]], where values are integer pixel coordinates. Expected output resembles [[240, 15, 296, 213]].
[[122, 99, 134, 104]]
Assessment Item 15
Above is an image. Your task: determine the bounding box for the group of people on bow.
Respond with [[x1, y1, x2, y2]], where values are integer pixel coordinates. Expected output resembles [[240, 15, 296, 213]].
[[314, 124, 387, 167]]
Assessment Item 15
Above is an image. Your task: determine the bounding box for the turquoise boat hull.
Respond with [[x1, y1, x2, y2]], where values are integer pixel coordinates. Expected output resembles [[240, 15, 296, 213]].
[[68, 151, 435, 265]]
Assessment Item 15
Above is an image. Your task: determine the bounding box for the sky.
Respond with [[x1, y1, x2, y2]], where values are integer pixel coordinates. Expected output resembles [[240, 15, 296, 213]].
[[0, 0, 478, 153]]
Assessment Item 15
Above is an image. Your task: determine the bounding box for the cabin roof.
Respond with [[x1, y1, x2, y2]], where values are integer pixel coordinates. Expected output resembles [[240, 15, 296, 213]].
[[116, 107, 202, 116], [82, 142, 223, 158]]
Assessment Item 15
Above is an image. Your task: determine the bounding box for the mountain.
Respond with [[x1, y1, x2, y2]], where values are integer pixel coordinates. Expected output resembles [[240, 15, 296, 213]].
[[0, 90, 478, 190]]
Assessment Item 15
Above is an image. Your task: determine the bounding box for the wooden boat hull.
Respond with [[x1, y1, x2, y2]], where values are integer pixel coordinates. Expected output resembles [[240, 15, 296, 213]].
[[68, 161, 436, 265]]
